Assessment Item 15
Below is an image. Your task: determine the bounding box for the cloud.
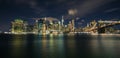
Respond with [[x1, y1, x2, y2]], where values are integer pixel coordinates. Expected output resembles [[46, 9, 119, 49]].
[[10, 0, 44, 14], [67, 0, 116, 17], [68, 9, 78, 15], [104, 8, 120, 13], [14, 0, 38, 8], [1, 0, 118, 18]]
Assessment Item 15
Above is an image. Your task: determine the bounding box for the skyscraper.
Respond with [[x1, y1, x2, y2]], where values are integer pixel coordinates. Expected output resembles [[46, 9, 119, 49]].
[[71, 19, 75, 32], [61, 16, 64, 26], [34, 18, 47, 34]]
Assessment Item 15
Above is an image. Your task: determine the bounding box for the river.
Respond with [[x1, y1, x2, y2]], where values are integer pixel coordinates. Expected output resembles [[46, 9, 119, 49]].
[[0, 34, 120, 58]]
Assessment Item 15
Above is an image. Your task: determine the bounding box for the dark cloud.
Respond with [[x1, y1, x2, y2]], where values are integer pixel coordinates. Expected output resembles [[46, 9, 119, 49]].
[[67, 0, 116, 17], [0, 0, 120, 18], [105, 8, 120, 13]]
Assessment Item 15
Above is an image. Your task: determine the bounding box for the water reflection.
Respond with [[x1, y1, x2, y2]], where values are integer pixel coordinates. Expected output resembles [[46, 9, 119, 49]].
[[0, 34, 120, 58], [90, 35, 120, 58], [64, 35, 76, 58], [35, 34, 66, 58], [11, 35, 27, 58]]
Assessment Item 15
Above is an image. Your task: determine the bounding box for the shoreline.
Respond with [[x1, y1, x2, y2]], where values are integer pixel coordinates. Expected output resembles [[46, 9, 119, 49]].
[[1, 32, 120, 36]]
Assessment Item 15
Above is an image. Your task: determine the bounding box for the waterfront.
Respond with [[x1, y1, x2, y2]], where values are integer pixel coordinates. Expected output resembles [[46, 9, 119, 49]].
[[0, 34, 120, 58]]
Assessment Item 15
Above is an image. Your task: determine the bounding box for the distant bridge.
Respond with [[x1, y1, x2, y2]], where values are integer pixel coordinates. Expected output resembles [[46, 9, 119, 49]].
[[84, 20, 120, 33]]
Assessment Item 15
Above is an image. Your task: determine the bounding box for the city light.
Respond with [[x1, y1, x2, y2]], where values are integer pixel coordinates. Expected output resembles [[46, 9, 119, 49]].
[[0, 17, 119, 35]]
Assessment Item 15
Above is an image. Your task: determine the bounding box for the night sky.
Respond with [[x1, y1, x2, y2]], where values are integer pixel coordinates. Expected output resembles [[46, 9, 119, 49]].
[[0, 0, 120, 31]]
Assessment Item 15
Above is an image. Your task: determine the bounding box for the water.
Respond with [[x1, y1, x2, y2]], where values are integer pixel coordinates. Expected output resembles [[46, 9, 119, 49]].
[[0, 34, 120, 58]]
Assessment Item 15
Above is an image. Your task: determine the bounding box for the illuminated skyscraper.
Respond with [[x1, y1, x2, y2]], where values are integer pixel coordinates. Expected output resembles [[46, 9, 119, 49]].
[[33, 20, 38, 33], [67, 19, 75, 32], [71, 19, 75, 32], [61, 16, 64, 26], [36, 18, 44, 33], [34, 18, 47, 34], [58, 21, 61, 31]]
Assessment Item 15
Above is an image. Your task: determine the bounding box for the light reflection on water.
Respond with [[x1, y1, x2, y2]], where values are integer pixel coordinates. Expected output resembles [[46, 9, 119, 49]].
[[0, 34, 120, 58]]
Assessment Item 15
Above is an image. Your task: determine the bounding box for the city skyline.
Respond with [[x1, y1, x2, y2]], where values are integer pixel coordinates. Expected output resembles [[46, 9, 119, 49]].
[[0, 0, 120, 31]]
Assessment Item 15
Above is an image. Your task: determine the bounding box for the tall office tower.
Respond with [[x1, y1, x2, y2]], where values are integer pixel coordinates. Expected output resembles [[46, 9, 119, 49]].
[[61, 16, 64, 26], [37, 18, 47, 34], [33, 19, 38, 33], [38, 19, 44, 33], [58, 21, 61, 31], [71, 19, 75, 32], [87, 23, 89, 27], [42, 18, 47, 34], [68, 21, 72, 32], [42, 23, 46, 34]]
